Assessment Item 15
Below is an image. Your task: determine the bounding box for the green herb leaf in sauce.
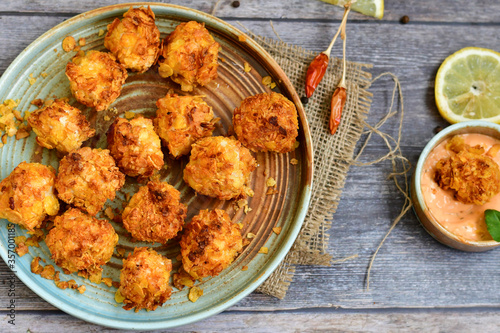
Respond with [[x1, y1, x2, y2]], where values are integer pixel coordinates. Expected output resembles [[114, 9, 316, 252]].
[[485, 209, 500, 242]]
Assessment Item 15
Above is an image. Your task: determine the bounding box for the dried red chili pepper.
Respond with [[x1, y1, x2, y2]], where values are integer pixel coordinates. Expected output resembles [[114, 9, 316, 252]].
[[329, 3, 351, 135], [305, 53, 329, 98], [303, 4, 351, 100], [329, 86, 346, 135]]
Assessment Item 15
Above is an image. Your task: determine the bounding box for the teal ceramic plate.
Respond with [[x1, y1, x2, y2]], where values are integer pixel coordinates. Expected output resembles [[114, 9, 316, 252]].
[[0, 3, 313, 330]]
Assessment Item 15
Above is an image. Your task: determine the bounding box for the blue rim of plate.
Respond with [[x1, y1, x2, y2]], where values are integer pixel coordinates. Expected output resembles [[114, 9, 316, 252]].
[[0, 2, 313, 330]]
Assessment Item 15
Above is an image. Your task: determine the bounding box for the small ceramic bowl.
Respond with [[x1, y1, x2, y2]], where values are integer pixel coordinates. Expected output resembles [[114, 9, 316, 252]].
[[412, 120, 500, 252]]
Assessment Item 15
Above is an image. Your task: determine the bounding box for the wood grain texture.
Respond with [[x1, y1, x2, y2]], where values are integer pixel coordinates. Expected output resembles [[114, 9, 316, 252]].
[[4, 309, 500, 332], [2, 0, 500, 331], [2, 0, 500, 23]]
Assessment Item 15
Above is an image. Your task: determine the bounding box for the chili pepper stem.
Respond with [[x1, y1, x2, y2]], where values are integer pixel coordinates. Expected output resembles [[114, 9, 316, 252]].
[[338, 10, 348, 89], [323, 4, 352, 57]]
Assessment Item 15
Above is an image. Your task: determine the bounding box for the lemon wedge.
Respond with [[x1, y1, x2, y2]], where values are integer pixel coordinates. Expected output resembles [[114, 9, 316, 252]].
[[320, 0, 384, 19], [435, 47, 500, 124]]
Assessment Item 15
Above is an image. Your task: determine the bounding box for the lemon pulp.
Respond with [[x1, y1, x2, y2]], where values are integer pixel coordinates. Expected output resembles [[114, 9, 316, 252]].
[[435, 47, 500, 124], [320, 0, 384, 19]]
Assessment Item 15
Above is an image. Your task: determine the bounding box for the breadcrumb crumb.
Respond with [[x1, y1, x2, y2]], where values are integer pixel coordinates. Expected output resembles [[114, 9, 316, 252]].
[[62, 36, 76, 52], [244, 62, 251, 72], [258, 247, 268, 254], [188, 286, 203, 303]]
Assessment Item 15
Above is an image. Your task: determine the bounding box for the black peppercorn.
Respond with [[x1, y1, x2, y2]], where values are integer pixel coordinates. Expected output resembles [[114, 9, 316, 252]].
[[301, 96, 309, 105], [400, 15, 410, 24], [434, 126, 443, 134], [232, 1, 240, 8]]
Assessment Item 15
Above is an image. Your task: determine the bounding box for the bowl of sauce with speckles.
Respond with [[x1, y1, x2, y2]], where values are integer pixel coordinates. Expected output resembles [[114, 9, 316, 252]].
[[412, 121, 500, 252]]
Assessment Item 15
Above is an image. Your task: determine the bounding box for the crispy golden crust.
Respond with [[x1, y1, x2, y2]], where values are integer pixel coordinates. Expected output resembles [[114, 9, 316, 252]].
[[0, 162, 59, 231], [122, 181, 187, 243], [155, 94, 218, 158], [28, 99, 95, 153], [45, 208, 118, 276], [104, 6, 160, 73], [119, 247, 173, 312], [183, 136, 256, 200], [55, 147, 125, 215], [233, 92, 299, 153], [435, 136, 500, 205], [65, 50, 128, 111], [180, 209, 242, 279], [107, 116, 164, 177], [158, 21, 219, 91]]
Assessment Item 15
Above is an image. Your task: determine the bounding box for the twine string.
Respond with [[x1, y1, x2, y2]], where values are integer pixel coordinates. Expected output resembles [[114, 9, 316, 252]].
[[347, 72, 413, 290]]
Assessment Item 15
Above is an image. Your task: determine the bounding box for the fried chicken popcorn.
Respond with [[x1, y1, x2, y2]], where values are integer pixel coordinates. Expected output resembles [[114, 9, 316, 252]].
[[107, 116, 164, 177], [183, 136, 257, 200], [155, 93, 218, 158], [28, 99, 95, 153], [435, 136, 500, 205], [180, 209, 243, 279], [104, 6, 160, 73], [45, 208, 118, 281], [158, 21, 219, 91], [0, 162, 59, 232], [55, 147, 125, 215], [122, 181, 187, 243], [66, 50, 128, 111], [233, 92, 299, 153], [118, 247, 173, 312]]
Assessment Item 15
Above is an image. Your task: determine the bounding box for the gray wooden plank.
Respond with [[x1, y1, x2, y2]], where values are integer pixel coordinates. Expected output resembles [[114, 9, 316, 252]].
[[3, 309, 500, 332], [2, 0, 500, 23], [1, 0, 500, 320]]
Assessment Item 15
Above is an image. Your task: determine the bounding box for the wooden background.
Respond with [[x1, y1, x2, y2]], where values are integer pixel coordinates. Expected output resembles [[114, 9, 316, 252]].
[[2, 0, 500, 331]]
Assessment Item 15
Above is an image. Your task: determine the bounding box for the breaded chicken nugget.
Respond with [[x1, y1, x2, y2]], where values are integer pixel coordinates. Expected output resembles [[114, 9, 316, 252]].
[[45, 208, 118, 282], [158, 21, 219, 91], [66, 50, 128, 111], [233, 92, 299, 153], [55, 147, 125, 216], [0, 162, 59, 232], [180, 209, 242, 279], [104, 6, 160, 73], [107, 116, 164, 177], [119, 247, 173, 312], [155, 94, 218, 158], [28, 99, 95, 153], [435, 136, 500, 205], [183, 136, 256, 200], [122, 181, 187, 243]]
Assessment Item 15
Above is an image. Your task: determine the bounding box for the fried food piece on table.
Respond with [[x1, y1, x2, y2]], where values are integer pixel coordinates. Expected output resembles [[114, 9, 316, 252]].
[[45, 208, 118, 282], [55, 147, 125, 216], [66, 50, 128, 111], [158, 21, 219, 91], [107, 116, 164, 177], [435, 136, 500, 205], [118, 247, 173, 312], [122, 180, 187, 243], [180, 209, 243, 279], [28, 99, 95, 153], [0, 162, 59, 232], [104, 6, 160, 73], [155, 93, 218, 158], [183, 136, 256, 200], [233, 92, 299, 153]]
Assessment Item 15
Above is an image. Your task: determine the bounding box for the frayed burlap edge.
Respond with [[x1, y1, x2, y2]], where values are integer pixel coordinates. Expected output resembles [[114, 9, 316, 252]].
[[252, 37, 373, 298]]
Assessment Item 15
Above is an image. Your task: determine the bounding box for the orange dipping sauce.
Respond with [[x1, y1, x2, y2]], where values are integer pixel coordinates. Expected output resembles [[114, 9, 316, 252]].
[[421, 133, 500, 242]]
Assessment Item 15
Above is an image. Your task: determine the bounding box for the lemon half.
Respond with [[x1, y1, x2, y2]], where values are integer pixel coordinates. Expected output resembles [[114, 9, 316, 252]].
[[320, 0, 384, 19], [435, 47, 500, 124]]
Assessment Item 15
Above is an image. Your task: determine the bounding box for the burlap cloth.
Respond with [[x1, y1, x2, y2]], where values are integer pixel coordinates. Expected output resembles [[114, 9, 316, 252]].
[[252, 37, 373, 299]]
